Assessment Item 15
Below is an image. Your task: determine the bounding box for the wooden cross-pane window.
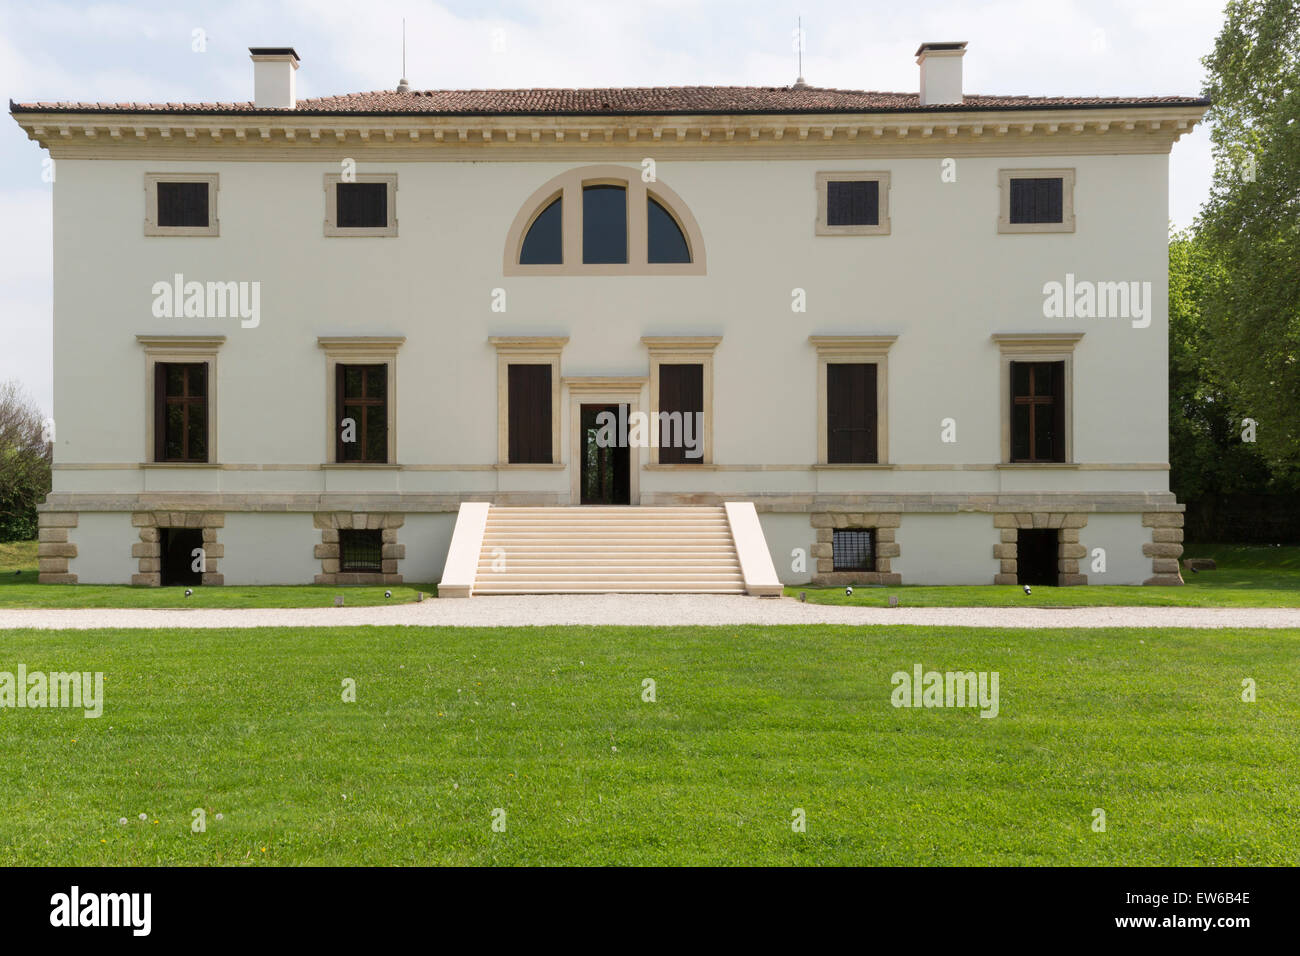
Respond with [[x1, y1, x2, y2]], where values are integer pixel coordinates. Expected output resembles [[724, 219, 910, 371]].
[[1010, 360, 1065, 462], [336, 364, 388, 463], [507, 364, 553, 464], [154, 362, 208, 462], [826, 363, 878, 464], [657, 363, 703, 464]]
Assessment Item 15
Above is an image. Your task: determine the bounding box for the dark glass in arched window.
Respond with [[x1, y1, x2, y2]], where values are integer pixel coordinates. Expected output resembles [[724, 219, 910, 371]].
[[648, 197, 691, 263], [519, 196, 562, 264], [582, 185, 627, 264]]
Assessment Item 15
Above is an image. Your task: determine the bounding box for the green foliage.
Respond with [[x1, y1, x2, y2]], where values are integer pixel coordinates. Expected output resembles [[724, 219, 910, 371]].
[[0, 382, 51, 542], [1196, 0, 1300, 481]]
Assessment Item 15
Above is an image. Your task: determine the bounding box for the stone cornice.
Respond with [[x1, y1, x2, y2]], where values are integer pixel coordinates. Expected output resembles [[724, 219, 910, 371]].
[[13, 105, 1208, 158]]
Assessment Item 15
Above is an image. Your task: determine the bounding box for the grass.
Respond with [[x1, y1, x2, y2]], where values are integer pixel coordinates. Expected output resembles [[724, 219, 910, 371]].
[[0, 623, 1295, 866], [0, 539, 435, 607], [788, 545, 1300, 608]]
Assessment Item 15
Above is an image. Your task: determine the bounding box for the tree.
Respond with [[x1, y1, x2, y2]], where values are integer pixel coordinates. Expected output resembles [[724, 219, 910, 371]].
[[1198, 0, 1300, 483], [0, 380, 52, 541]]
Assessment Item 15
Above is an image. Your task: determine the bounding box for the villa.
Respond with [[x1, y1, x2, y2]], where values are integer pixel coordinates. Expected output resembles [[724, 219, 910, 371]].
[[10, 42, 1208, 593]]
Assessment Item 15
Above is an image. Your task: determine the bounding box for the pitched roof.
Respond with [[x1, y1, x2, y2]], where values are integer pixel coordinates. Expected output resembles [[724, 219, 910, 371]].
[[9, 86, 1209, 116]]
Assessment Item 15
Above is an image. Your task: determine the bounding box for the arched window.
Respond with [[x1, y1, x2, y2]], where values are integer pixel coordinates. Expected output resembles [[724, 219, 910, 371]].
[[504, 165, 706, 275]]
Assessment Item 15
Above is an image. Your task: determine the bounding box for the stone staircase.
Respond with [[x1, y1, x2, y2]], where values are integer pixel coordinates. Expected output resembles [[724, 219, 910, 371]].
[[473, 506, 745, 594]]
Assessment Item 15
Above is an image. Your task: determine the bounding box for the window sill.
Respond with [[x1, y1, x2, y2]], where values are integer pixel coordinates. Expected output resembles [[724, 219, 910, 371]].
[[141, 461, 218, 468], [643, 463, 717, 471], [323, 463, 400, 469], [495, 463, 566, 470], [812, 463, 895, 470], [998, 462, 1078, 469]]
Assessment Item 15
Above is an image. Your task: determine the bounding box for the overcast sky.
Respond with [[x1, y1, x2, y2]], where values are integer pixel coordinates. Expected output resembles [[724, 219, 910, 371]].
[[0, 0, 1227, 414]]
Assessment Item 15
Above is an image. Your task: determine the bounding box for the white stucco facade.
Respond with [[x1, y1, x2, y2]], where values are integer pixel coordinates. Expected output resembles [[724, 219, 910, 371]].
[[15, 46, 1205, 589]]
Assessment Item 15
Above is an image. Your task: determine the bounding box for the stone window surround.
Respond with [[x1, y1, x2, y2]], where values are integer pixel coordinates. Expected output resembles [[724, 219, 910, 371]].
[[642, 336, 720, 466], [37, 511, 79, 584], [992, 332, 1083, 465], [991, 512, 1088, 585], [810, 512, 901, 586], [815, 170, 892, 236], [997, 167, 1076, 234], [313, 512, 405, 585], [491, 336, 568, 467], [323, 172, 398, 237], [502, 164, 707, 276], [143, 172, 220, 237], [809, 335, 897, 466], [318, 336, 405, 465], [130, 510, 225, 587], [138, 335, 225, 465]]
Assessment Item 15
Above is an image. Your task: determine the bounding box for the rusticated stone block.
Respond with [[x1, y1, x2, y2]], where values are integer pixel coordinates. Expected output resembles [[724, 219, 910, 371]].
[[313, 513, 334, 530], [815, 528, 832, 543], [202, 543, 224, 559], [1048, 513, 1065, 529], [321, 558, 340, 574], [816, 557, 834, 573], [1061, 514, 1089, 528], [184, 513, 204, 528], [40, 573, 78, 585], [876, 542, 900, 558], [1059, 528, 1080, 543], [1143, 542, 1184, 559], [875, 558, 891, 573], [131, 513, 153, 527], [811, 513, 833, 528], [994, 573, 1017, 585], [38, 528, 68, 543], [383, 574, 404, 585], [1142, 512, 1184, 528], [810, 543, 832, 558], [1152, 528, 1184, 543], [169, 512, 186, 528], [1152, 558, 1181, 574], [40, 542, 77, 558], [1059, 573, 1088, 586], [383, 514, 405, 529], [1000, 559, 1017, 574], [874, 528, 895, 543], [321, 529, 340, 543], [39, 512, 78, 528], [336, 513, 353, 530], [314, 544, 339, 559], [131, 542, 160, 558], [137, 558, 160, 573], [131, 573, 160, 587], [39, 557, 68, 573], [992, 543, 1015, 559], [1143, 573, 1185, 586], [993, 514, 1019, 528], [202, 527, 220, 542], [1016, 514, 1034, 528], [875, 514, 901, 528], [353, 513, 368, 530], [381, 560, 398, 574], [139, 527, 160, 542], [201, 513, 225, 528], [1058, 559, 1079, 573], [1061, 543, 1087, 559], [831, 514, 851, 528], [367, 514, 386, 530], [1031, 513, 1050, 528], [1000, 529, 1018, 544], [200, 573, 224, 586]]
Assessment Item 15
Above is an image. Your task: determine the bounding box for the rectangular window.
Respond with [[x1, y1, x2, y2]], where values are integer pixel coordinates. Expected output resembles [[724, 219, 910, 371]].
[[826, 363, 878, 464], [335, 364, 388, 463], [339, 529, 383, 573], [1010, 360, 1066, 462], [1009, 177, 1064, 224], [154, 362, 208, 462], [157, 182, 210, 228], [832, 529, 876, 572], [826, 180, 879, 226], [582, 185, 628, 264], [336, 182, 389, 229], [657, 363, 704, 464], [508, 364, 553, 464]]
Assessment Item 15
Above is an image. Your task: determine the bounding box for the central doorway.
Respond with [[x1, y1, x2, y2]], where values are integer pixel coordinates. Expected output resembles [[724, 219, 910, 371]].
[[580, 403, 631, 505]]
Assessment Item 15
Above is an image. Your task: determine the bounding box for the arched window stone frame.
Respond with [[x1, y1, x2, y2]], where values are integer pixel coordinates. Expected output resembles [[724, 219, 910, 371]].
[[503, 164, 706, 276]]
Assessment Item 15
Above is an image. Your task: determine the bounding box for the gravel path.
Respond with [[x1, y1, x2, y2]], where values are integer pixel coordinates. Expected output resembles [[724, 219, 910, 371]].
[[1, 595, 1298, 630]]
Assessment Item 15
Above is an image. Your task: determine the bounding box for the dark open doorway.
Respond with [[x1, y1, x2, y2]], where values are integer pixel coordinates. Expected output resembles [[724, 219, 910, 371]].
[[581, 403, 630, 505], [161, 527, 204, 586], [1017, 529, 1059, 586]]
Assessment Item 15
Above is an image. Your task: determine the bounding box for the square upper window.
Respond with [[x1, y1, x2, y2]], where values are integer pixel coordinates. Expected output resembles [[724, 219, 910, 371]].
[[999, 169, 1076, 234], [816, 172, 890, 236], [144, 173, 219, 236], [324, 174, 398, 236]]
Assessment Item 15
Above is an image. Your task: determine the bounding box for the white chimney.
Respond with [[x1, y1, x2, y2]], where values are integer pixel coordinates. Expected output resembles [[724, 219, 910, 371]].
[[250, 47, 300, 109], [916, 41, 966, 106]]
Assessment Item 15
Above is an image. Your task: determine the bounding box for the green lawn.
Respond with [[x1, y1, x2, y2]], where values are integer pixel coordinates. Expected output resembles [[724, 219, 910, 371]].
[[788, 545, 1300, 607], [0, 540, 434, 607], [0, 624, 1296, 865]]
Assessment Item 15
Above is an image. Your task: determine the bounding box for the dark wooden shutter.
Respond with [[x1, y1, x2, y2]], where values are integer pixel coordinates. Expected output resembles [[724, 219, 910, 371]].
[[153, 363, 167, 462], [335, 363, 347, 462], [1010, 178, 1063, 223], [508, 364, 552, 464], [157, 182, 209, 227], [658, 363, 703, 464], [827, 363, 877, 464], [1050, 360, 1066, 462], [827, 180, 879, 226], [336, 183, 388, 228]]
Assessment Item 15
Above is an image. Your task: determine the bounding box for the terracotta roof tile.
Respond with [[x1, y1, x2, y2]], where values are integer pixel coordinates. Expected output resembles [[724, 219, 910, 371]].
[[10, 86, 1209, 116]]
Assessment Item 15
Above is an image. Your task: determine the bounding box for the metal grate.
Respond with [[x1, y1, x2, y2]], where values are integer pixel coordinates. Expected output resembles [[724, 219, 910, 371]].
[[339, 529, 383, 574], [832, 528, 876, 572]]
